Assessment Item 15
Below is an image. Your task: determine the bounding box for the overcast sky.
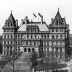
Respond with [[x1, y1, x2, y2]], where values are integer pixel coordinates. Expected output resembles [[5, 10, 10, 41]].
[[0, 0, 72, 35]]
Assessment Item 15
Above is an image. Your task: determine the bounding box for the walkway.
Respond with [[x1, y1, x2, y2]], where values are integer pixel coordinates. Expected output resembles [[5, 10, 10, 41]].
[[3, 52, 31, 72]]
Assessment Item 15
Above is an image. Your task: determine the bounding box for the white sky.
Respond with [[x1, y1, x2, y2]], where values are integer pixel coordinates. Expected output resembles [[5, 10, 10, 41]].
[[0, 0, 72, 35]]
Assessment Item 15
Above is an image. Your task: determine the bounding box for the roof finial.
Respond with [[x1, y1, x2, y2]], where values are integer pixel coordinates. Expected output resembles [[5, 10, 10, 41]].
[[11, 10, 12, 14], [58, 7, 59, 13]]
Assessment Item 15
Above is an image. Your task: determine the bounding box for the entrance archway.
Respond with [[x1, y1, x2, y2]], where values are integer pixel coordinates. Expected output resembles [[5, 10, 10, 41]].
[[32, 48, 35, 52], [24, 48, 27, 52], [28, 48, 30, 52]]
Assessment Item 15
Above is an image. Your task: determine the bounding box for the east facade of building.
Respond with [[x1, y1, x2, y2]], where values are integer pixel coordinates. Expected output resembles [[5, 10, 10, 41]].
[[2, 9, 70, 61]]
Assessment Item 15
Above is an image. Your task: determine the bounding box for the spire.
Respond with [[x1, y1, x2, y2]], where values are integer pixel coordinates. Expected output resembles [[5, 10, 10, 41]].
[[11, 10, 12, 14], [54, 8, 61, 20], [8, 11, 16, 27], [58, 7, 59, 13]]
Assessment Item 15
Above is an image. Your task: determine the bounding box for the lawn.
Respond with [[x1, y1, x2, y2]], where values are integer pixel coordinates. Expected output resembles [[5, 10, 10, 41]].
[[35, 62, 67, 71]]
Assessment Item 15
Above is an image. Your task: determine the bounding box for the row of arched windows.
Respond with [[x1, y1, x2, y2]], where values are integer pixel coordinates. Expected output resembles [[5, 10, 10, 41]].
[[41, 34, 65, 39]]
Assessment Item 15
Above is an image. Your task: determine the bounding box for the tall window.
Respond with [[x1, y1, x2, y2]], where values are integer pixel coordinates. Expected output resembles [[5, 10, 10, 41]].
[[56, 35, 58, 39], [41, 35, 43, 39], [31, 35, 32, 39], [60, 35, 62, 39], [21, 35, 22, 39], [26, 41, 28, 45], [4, 41, 6, 44], [52, 35, 54, 39], [8, 35, 9, 39], [11, 41, 12, 45], [4, 35, 6, 38], [27, 35, 29, 39], [47, 35, 49, 39], [18, 35, 20, 39], [8, 41, 9, 44], [11, 35, 12, 39], [44, 35, 46, 39], [56, 47, 58, 52], [21, 41, 22, 45]]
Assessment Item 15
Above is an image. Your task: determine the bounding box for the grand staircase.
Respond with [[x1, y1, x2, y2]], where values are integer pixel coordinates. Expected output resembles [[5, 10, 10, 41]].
[[3, 52, 32, 72]]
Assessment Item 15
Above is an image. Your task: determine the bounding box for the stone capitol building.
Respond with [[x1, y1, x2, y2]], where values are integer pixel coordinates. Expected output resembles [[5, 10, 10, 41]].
[[2, 9, 70, 62]]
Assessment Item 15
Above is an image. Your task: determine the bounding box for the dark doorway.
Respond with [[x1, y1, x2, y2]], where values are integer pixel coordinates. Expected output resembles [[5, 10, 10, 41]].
[[24, 48, 27, 52], [28, 48, 30, 52], [32, 48, 35, 52]]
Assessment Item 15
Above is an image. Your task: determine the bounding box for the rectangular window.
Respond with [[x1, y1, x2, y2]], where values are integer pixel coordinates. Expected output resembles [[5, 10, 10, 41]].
[[31, 35, 32, 39], [27, 35, 29, 39], [4, 41, 6, 44], [26, 41, 28, 45], [47, 35, 49, 39], [11, 41, 12, 44], [21, 35, 22, 39], [8, 41, 9, 44], [21, 41, 22, 45], [4, 35, 6, 38], [18, 35, 20, 39]]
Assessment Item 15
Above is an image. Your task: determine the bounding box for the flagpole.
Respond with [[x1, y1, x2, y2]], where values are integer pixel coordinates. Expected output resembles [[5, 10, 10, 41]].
[[38, 13, 39, 22]]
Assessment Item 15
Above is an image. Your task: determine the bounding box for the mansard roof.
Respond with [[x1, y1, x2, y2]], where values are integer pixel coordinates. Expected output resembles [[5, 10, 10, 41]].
[[17, 22, 49, 32]]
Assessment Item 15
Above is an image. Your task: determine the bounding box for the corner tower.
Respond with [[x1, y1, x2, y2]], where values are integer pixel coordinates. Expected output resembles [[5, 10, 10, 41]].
[[49, 8, 69, 62], [2, 11, 19, 56]]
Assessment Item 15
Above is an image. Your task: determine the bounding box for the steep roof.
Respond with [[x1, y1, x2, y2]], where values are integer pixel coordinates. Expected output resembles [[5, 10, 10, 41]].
[[54, 9, 62, 20], [17, 22, 49, 32], [2, 11, 16, 29], [8, 11, 16, 27]]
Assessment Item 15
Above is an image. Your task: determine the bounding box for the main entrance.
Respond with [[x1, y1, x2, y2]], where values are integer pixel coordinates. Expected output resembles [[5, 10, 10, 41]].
[[24, 48, 35, 52], [20, 47, 35, 52]]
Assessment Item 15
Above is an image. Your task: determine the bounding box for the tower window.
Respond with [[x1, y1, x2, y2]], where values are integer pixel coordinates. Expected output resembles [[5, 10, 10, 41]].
[[8, 22, 9, 27]]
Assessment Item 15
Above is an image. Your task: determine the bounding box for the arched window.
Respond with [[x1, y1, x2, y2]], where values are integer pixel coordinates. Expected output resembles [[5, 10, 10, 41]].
[[24, 48, 27, 52], [8, 35, 9, 39], [32, 48, 35, 52], [52, 35, 54, 39], [56, 47, 58, 52], [60, 35, 62, 39], [11, 35, 12, 39], [56, 35, 58, 39], [28, 48, 30, 52], [41, 35, 43, 39]]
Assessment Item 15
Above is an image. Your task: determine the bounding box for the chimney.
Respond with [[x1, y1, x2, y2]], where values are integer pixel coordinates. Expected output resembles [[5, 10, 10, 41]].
[[51, 18, 53, 23], [41, 16, 43, 24], [24, 16, 29, 24], [16, 19, 18, 27]]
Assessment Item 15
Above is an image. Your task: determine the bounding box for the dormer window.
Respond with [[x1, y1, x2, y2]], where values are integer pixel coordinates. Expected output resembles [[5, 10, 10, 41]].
[[8, 22, 9, 27], [56, 20, 58, 25]]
